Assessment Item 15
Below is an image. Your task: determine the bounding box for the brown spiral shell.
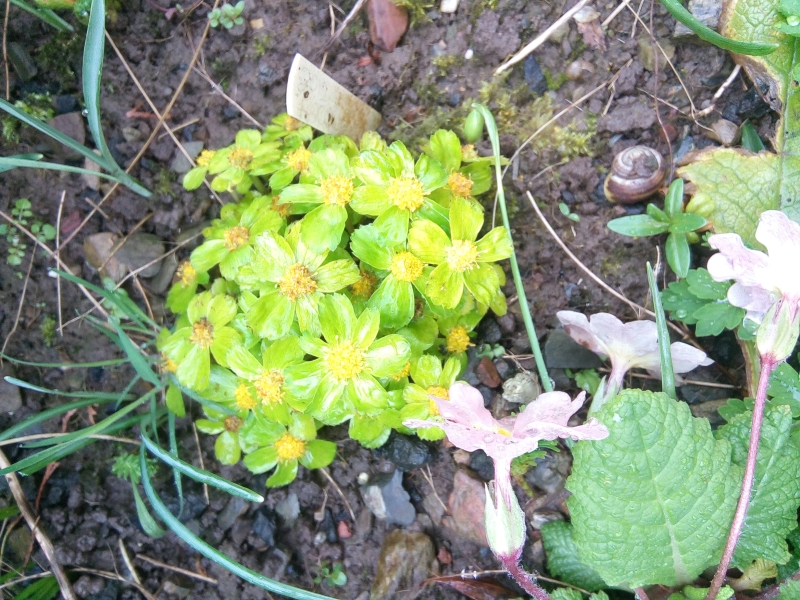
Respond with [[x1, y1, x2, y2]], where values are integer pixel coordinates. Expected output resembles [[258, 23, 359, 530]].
[[604, 146, 667, 204]]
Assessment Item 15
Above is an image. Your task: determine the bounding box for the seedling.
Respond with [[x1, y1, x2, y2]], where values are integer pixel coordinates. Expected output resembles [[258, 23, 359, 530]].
[[313, 562, 347, 587], [208, 1, 244, 28], [0, 199, 56, 276], [558, 201, 580, 223]]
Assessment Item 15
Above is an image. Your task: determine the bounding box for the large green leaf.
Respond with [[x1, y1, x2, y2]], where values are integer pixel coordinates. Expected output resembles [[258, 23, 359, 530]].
[[716, 404, 800, 568], [678, 0, 799, 244], [567, 389, 741, 587], [541, 521, 607, 592]]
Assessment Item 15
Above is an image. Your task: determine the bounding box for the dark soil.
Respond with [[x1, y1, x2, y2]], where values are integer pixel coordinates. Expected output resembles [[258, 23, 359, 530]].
[[0, 0, 752, 597]]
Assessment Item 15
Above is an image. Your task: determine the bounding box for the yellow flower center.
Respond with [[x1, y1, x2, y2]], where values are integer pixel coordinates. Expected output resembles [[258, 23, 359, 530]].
[[190, 318, 214, 349], [390, 361, 411, 381], [176, 260, 197, 286], [326, 341, 366, 381], [196, 149, 215, 167], [286, 147, 312, 172], [387, 176, 425, 212], [255, 369, 285, 404], [448, 172, 474, 198], [161, 354, 177, 374], [285, 116, 302, 131], [446, 326, 473, 354], [461, 144, 478, 160], [274, 433, 306, 461], [224, 225, 250, 251], [224, 416, 243, 432], [390, 252, 424, 282], [427, 386, 449, 416], [445, 239, 479, 272], [278, 263, 317, 301], [320, 176, 354, 206], [228, 147, 254, 169], [235, 383, 257, 410], [271, 195, 290, 219], [351, 270, 378, 298]]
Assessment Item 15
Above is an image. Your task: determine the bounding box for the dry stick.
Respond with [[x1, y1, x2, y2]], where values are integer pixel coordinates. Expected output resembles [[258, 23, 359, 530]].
[[422, 465, 449, 515], [706, 357, 778, 600], [71, 567, 157, 600], [192, 66, 263, 128], [602, 0, 633, 27], [319, 0, 366, 53], [1, 251, 35, 357], [132, 276, 156, 325], [55, 191, 65, 336], [157, 117, 199, 140], [495, 0, 593, 75], [320, 467, 356, 521], [106, 33, 224, 206], [118, 539, 142, 586], [2, 0, 9, 100], [57, 4, 218, 255], [696, 65, 741, 117], [136, 554, 218, 584], [457, 569, 590, 594], [96, 212, 153, 275], [0, 449, 77, 600]]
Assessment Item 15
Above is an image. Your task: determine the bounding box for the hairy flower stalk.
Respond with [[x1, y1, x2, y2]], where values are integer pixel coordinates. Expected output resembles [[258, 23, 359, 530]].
[[705, 211, 800, 600]]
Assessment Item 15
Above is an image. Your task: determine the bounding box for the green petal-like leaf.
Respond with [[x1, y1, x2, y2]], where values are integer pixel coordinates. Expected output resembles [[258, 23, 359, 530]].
[[409, 219, 449, 264], [463, 263, 500, 306], [354, 307, 381, 348], [319, 293, 357, 342], [314, 258, 360, 292], [347, 374, 389, 412], [190, 239, 228, 272], [183, 166, 207, 190], [351, 224, 394, 270], [476, 226, 513, 262], [243, 446, 279, 474], [176, 345, 210, 391], [567, 389, 740, 587], [267, 460, 299, 487], [373, 205, 410, 244], [301, 204, 347, 252], [425, 264, 464, 309], [450, 196, 484, 242], [368, 276, 415, 330], [365, 334, 411, 377], [300, 439, 337, 469], [166, 385, 186, 417], [214, 431, 241, 465], [415, 154, 448, 193], [427, 129, 462, 173], [246, 292, 294, 340], [350, 184, 390, 216], [252, 231, 294, 281]]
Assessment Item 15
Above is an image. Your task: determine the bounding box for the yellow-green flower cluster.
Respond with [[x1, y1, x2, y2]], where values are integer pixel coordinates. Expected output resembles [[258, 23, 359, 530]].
[[161, 114, 513, 487]]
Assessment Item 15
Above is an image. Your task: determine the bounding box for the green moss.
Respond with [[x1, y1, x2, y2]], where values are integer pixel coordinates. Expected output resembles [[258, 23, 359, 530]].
[[431, 54, 463, 76], [40, 315, 57, 347], [2, 93, 55, 144], [391, 0, 433, 24], [249, 34, 272, 58], [154, 168, 177, 198], [35, 31, 83, 85], [543, 70, 568, 91]]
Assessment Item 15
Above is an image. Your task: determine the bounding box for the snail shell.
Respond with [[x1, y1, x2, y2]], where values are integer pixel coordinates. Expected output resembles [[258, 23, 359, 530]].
[[604, 146, 667, 204]]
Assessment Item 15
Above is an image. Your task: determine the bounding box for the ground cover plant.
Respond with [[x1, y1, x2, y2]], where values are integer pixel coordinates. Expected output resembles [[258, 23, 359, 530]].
[[6, 0, 800, 598]]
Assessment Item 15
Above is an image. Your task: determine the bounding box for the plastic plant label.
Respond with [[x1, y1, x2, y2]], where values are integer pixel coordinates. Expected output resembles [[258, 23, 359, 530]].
[[286, 54, 382, 141]]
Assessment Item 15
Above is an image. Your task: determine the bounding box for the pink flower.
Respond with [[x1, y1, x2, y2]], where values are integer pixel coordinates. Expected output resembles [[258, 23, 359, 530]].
[[557, 311, 712, 396], [404, 382, 607, 506], [707, 210, 800, 323]]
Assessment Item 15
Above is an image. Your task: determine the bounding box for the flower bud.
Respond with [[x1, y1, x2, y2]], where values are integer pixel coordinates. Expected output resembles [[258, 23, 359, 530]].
[[756, 300, 800, 363], [484, 484, 526, 560], [464, 110, 485, 144]]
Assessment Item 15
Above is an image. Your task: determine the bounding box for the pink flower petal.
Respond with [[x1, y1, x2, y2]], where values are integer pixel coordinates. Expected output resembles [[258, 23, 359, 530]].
[[707, 233, 770, 290], [557, 311, 604, 355], [756, 211, 800, 302], [514, 391, 585, 431]]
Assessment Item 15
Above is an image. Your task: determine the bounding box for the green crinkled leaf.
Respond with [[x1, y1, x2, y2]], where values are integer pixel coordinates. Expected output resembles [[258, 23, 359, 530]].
[[541, 521, 607, 592], [778, 579, 800, 600], [661, 269, 744, 336], [678, 0, 800, 243], [567, 389, 741, 588], [777, 529, 800, 578], [716, 404, 800, 568], [550, 589, 583, 600], [768, 362, 800, 417]]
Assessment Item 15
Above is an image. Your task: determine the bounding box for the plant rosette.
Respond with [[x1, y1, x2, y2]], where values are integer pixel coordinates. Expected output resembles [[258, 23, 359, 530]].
[[409, 196, 513, 309], [204, 129, 282, 193], [283, 294, 411, 426], [189, 195, 284, 280], [423, 129, 493, 205], [263, 112, 314, 144], [166, 260, 210, 314], [350, 139, 450, 238], [225, 336, 308, 424], [242, 412, 336, 487], [161, 292, 242, 391], [236, 226, 360, 340], [196, 407, 255, 465], [350, 223, 433, 329], [400, 355, 463, 440]]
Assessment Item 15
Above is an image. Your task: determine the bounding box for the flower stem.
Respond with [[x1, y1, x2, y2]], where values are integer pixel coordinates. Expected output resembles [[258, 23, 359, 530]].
[[500, 555, 552, 600], [705, 355, 777, 600], [473, 103, 552, 392]]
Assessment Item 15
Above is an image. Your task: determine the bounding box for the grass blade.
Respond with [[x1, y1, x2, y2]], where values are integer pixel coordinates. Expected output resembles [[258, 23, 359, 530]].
[[0, 153, 42, 173], [11, 574, 59, 600], [167, 412, 184, 516], [9, 0, 73, 32], [0, 397, 119, 443], [0, 157, 122, 181], [4, 376, 131, 400], [170, 376, 237, 415], [140, 446, 335, 600], [109, 318, 160, 386], [132, 484, 166, 538], [646, 262, 676, 399], [82, 0, 151, 198], [0, 352, 128, 368], [22, 389, 157, 449], [141, 428, 264, 502], [472, 103, 552, 392]]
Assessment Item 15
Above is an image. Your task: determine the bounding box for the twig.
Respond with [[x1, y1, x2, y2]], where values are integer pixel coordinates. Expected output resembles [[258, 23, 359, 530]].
[[421, 465, 449, 516], [696, 65, 741, 117], [319, 0, 366, 53], [0, 449, 77, 599], [1, 251, 35, 357], [71, 567, 156, 600], [602, 0, 633, 27], [495, 0, 593, 75], [192, 65, 263, 128], [96, 212, 152, 275], [319, 467, 355, 521], [136, 554, 218, 584], [132, 276, 156, 325], [118, 539, 142, 585], [157, 117, 199, 140]]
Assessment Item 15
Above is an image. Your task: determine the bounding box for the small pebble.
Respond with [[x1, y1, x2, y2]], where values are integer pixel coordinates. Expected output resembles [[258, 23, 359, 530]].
[[464, 48, 474, 60]]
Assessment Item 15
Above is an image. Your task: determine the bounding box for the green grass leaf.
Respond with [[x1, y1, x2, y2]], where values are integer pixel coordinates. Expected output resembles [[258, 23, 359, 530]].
[[132, 484, 166, 538], [716, 404, 800, 568], [11, 575, 59, 600], [541, 521, 607, 591], [567, 389, 740, 587], [9, 0, 73, 31], [647, 263, 676, 398]]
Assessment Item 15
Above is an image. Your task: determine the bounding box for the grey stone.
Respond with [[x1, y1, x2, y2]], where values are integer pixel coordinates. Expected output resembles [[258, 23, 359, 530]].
[[149, 253, 178, 295], [361, 469, 416, 526], [638, 37, 675, 72], [708, 119, 740, 146], [218, 496, 248, 531], [252, 507, 277, 547], [8, 42, 37, 81], [371, 530, 437, 600], [469, 450, 494, 482], [526, 450, 572, 494], [524, 55, 548, 95], [122, 126, 144, 143], [545, 329, 603, 369], [530, 509, 565, 530], [380, 432, 434, 471], [0, 365, 22, 413], [598, 98, 657, 133], [275, 492, 300, 525], [673, 0, 722, 38], [502, 370, 543, 405], [170, 141, 205, 174]]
